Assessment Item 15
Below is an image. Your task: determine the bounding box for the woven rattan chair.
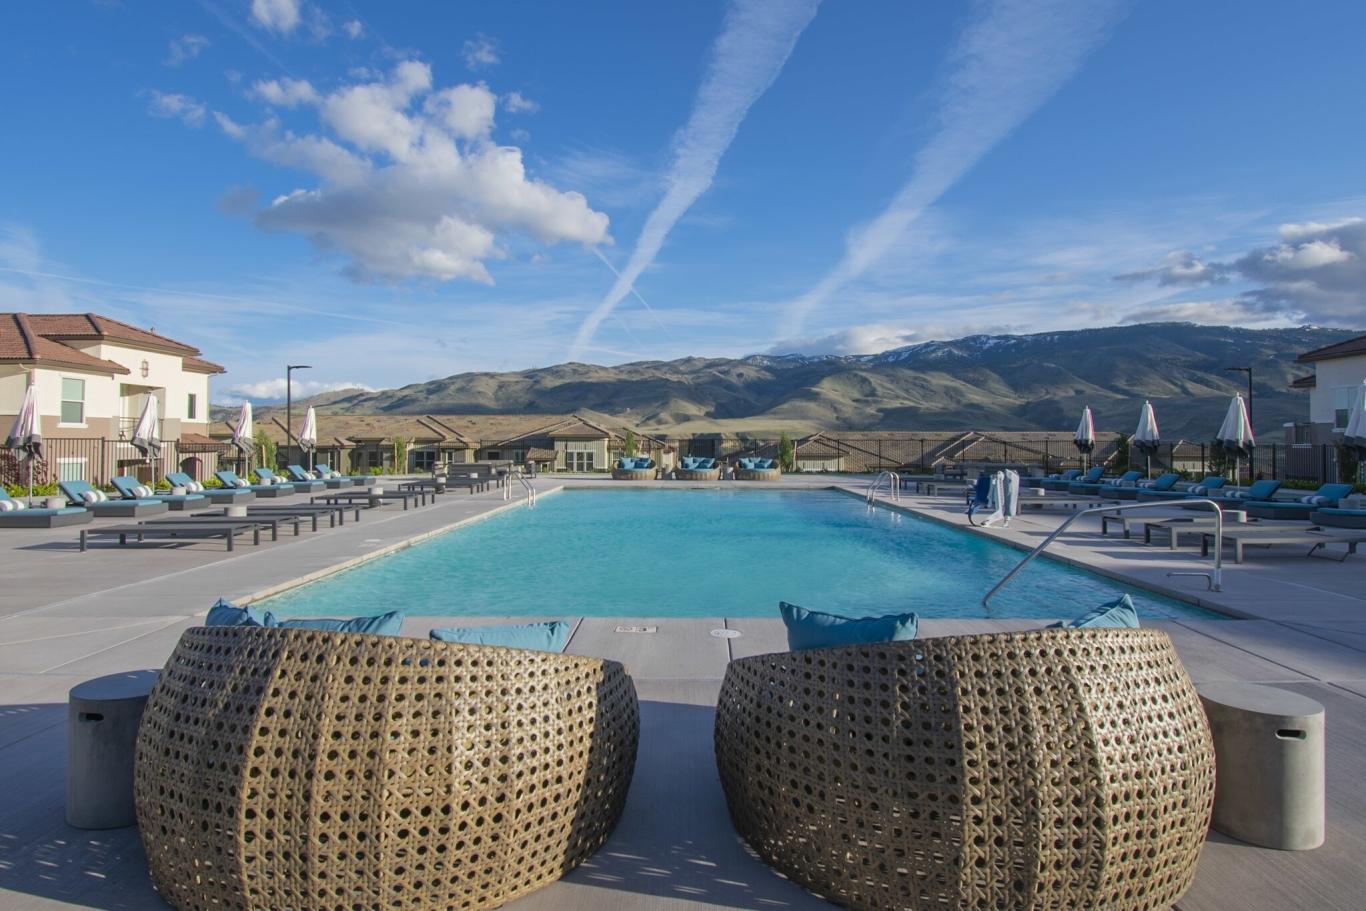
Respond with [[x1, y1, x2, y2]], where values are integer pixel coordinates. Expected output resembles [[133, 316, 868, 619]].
[[674, 467, 722, 481], [733, 465, 782, 481], [714, 628, 1215, 911], [135, 626, 639, 911]]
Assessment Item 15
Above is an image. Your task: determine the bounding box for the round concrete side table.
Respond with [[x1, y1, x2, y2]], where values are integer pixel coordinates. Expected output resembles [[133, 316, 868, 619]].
[[67, 670, 160, 829], [1197, 682, 1325, 850]]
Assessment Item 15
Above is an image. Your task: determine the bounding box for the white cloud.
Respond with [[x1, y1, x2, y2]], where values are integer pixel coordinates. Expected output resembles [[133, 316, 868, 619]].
[[780, 0, 1127, 340], [1113, 250, 1228, 286], [147, 91, 207, 127], [1279, 217, 1363, 242], [569, 0, 821, 360], [250, 0, 301, 35], [194, 59, 608, 284], [250, 77, 319, 107], [502, 90, 538, 114], [165, 34, 209, 67], [772, 323, 923, 356], [1120, 298, 1293, 328], [462, 34, 499, 70], [1233, 217, 1366, 322], [1260, 238, 1354, 270], [219, 376, 373, 404], [343, 18, 363, 39]]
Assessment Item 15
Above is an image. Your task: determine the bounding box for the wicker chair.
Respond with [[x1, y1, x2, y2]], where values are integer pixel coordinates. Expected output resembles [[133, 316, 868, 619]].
[[733, 465, 781, 481], [611, 459, 657, 481], [714, 628, 1215, 911], [135, 626, 639, 911]]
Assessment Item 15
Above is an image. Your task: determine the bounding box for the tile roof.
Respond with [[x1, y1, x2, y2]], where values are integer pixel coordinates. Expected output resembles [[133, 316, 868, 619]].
[[1, 311, 222, 375], [1296, 332, 1366, 364], [1290, 374, 1317, 389], [0, 313, 130, 373], [23, 313, 203, 355], [183, 355, 227, 374]]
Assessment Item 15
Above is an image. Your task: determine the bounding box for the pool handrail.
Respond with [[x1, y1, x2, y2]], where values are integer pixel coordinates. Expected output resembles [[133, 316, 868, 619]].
[[503, 468, 537, 507], [866, 470, 901, 504], [982, 498, 1225, 606]]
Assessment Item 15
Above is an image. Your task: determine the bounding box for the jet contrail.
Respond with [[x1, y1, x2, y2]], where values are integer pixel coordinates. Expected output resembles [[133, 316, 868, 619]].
[[570, 0, 821, 360], [779, 0, 1128, 341]]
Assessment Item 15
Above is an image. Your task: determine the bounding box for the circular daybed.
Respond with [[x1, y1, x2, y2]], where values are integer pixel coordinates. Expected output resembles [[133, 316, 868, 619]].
[[733, 458, 781, 481], [674, 457, 721, 481], [714, 627, 1215, 911], [611, 457, 657, 480], [135, 626, 640, 911]]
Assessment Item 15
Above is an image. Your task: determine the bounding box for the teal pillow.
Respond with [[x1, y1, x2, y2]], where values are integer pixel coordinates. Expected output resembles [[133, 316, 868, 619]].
[[740, 458, 756, 470], [205, 598, 275, 627], [700, 458, 715, 470], [273, 610, 405, 636], [682, 457, 697, 470], [429, 620, 572, 652], [615, 457, 630, 470], [637, 458, 653, 470], [779, 602, 919, 651], [1049, 595, 1140, 629]]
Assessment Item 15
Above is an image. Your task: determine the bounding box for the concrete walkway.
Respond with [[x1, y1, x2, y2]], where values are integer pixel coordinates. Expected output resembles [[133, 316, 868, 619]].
[[1, 476, 1363, 910]]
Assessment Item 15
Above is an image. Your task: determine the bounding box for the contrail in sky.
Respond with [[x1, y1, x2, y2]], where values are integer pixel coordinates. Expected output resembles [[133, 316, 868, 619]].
[[570, 0, 820, 361], [779, 0, 1129, 341]]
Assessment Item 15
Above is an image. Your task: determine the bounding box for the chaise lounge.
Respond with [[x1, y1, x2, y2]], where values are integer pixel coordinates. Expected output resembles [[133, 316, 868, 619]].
[[110, 475, 208, 512], [675, 456, 721, 481], [215, 469, 294, 498], [286, 463, 348, 489], [135, 625, 640, 911], [315, 462, 368, 486], [1030, 467, 1083, 490], [714, 628, 1215, 911], [165, 471, 255, 506], [59, 480, 169, 518], [1312, 506, 1366, 529], [1244, 482, 1356, 521], [0, 489, 91, 528], [258, 466, 324, 493], [611, 456, 657, 480], [1206, 478, 1282, 509], [1136, 475, 1226, 502], [1070, 468, 1141, 495], [734, 457, 781, 480], [1100, 470, 1178, 500]]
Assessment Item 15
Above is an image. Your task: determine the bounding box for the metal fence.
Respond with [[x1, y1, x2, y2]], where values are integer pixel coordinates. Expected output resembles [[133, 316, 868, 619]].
[[0, 437, 228, 489]]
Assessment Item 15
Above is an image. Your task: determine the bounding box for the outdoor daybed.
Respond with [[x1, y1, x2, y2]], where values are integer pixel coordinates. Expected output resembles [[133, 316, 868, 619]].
[[714, 628, 1215, 911], [675, 456, 721, 481], [612, 457, 657, 480], [59, 480, 169, 518], [0, 489, 91, 528], [135, 625, 640, 911], [734, 457, 781, 480]]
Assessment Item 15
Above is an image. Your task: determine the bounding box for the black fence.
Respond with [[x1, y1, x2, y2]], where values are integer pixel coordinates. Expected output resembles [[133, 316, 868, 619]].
[[0, 438, 228, 489]]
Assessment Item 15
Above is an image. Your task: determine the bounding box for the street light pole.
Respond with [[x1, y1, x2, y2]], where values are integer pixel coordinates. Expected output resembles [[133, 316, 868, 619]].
[[1224, 366, 1253, 430], [286, 364, 312, 468]]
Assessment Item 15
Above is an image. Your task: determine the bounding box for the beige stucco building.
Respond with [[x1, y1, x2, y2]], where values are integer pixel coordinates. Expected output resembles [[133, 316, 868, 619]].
[[1291, 332, 1366, 444]]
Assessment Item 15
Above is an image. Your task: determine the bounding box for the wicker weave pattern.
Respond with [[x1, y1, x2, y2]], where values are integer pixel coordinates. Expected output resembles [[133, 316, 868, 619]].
[[610, 467, 656, 480], [135, 626, 639, 911], [673, 468, 722, 481], [714, 628, 1214, 911], [734, 467, 781, 481]]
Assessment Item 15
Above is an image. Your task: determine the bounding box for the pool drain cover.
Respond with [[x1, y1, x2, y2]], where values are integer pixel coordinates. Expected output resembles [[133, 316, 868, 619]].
[[615, 625, 657, 634], [711, 629, 741, 639]]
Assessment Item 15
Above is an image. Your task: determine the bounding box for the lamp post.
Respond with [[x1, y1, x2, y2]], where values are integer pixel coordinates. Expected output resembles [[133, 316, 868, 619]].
[[286, 364, 312, 468], [1224, 366, 1253, 430]]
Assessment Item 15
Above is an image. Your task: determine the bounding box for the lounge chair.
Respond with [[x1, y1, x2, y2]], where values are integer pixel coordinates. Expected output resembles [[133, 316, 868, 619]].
[[136, 626, 639, 911], [314, 462, 367, 486], [1070, 469, 1140, 496], [165, 471, 255, 506], [1206, 478, 1282, 509], [0, 489, 91, 528], [214, 470, 294, 498], [286, 464, 348, 490], [715, 628, 1214, 910], [735, 457, 781, 481], [675, 456, 721, 481], [1040, 467, 1096, 491], [1136, 475, 1226, 502], [1100, 471, 1178, 500], [258, 466, 322, 494], [1243, 482, 1355, 521], [59, 480, 169, 518], [110, 475, 208, 512], [1311, 507, 1366, 529], [611, 457, 657, 480]]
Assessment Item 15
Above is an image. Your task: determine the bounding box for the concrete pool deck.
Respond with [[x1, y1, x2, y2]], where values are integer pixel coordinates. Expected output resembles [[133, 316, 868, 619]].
[[1, 474, 1364, 910]]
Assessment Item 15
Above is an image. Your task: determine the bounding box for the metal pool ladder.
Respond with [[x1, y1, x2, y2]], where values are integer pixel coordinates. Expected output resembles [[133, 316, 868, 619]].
[[503, 470, 538, 507], [982, 498, 1226, 606], [866, 471, 901, 504]]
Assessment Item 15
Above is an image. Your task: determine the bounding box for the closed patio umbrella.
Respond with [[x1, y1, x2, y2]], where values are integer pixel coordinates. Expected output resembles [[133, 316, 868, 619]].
[[1342, 381, 1366, 462], [4, 382, 43, 501], [130, 395, 162, 483], [230, 402, 254, 472], [1133, 400, 1161, 478], [1215, 394, 1255, 482], [1073, 406, 1095, 471], [299, 406, 318, 471]]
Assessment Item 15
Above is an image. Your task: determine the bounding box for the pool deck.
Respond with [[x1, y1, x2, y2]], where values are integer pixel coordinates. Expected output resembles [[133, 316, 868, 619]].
[[2, 474, 1364, 910]]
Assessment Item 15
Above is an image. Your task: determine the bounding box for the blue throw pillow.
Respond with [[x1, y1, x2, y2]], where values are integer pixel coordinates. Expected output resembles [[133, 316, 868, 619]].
[[429, 620, 572, 652], [681, 457, 697, 470], [205, 598, 275, 627], [272, 610, 405, 636], [700, 458, 715, 470], [1048, 595, 1140, 629], [779, 602, 919, 651], [635, 458, 652, 470]]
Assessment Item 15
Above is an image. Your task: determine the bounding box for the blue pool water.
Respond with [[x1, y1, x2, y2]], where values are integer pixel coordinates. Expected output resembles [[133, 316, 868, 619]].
[[261, 489, 1220, 620]]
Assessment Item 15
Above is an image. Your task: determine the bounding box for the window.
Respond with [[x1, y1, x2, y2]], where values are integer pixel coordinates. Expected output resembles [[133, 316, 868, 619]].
[[566, 450, 595, 472], [413, 450, 436, 471], [58, 458, 86, 482], [187, 393, 197, 420], [1333, 386, 1356, 430], [60, 377, 85, 424]]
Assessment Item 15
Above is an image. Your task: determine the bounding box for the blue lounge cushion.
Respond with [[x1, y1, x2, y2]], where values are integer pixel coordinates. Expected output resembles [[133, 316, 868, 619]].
[[274, 610, 405, 636], [636, 458, 653, 470], [681, 457, 698, 470], [699, 458, 715, 470], [615, 458, 632, 470], [429, 620, 572, 652], [779, 602, 919, 652], [206, 598, 276, 627], [1048, 594, 1140, 629], [1238, 479, 1281, 500]]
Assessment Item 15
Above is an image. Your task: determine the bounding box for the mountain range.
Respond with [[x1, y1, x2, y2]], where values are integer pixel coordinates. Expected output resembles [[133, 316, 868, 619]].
[[230, 323, 1358, 440]]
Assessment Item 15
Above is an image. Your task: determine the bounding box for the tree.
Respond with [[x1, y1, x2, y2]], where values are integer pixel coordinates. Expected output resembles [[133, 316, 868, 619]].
[[623, 429, 637, 457], [778, 432, 795, 472], [253, 427, 277, 470], [393, 437, 409, 474]]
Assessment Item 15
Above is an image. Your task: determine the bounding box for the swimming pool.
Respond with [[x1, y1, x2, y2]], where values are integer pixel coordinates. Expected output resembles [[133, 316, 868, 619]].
[[261, 488, 1220, 620]]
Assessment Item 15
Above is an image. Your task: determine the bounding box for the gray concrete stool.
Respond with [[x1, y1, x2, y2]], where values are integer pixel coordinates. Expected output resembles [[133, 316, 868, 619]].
[[1198, 682, 1325, 850], [66, 670, 159, 830]]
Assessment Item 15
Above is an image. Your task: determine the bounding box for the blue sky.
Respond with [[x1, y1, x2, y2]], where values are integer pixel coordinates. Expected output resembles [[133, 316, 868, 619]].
[[2, 0, 1364, 402]]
